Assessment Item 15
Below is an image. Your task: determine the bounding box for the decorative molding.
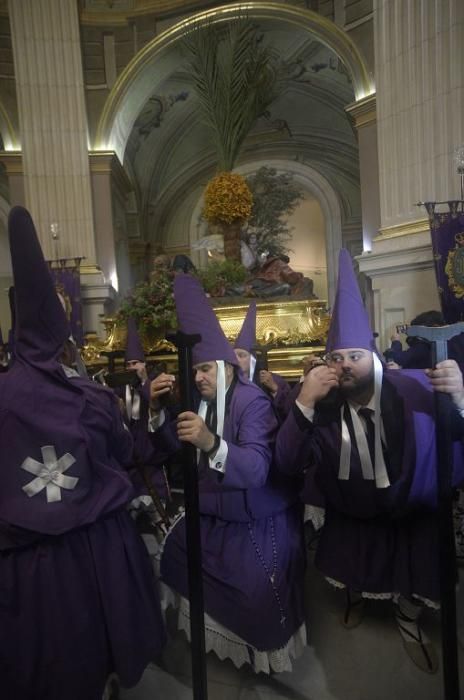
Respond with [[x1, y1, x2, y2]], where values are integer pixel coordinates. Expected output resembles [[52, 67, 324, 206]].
[[80, 264, 103, 276], [345, 94, 376, 128], [344, 12, 373, 32], [0, 150, 23, 174], [375, 218, 429, 240], [356, 244, 434, 278], [80, 0, 219, 24], [89, 150, 133, 194]]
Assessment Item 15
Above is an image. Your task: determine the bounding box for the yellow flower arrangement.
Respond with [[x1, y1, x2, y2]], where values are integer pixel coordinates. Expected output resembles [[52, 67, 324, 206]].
[[203, 172, 253, 224]]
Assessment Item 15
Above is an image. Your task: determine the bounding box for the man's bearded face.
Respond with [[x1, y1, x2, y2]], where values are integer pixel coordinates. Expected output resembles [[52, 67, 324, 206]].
[[325, 348, 374, 398]]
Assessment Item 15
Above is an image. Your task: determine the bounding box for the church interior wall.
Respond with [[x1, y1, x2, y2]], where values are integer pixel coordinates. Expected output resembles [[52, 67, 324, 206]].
[[372, 267, 440, 355], [359, 0, 464, 341], [1, 0, 459, 348], [286, 193, 328, 300]]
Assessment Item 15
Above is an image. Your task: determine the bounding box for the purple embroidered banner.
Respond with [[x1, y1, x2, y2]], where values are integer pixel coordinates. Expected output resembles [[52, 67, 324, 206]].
[[427, 201, 464, 323], [48, 258, 84, 347]]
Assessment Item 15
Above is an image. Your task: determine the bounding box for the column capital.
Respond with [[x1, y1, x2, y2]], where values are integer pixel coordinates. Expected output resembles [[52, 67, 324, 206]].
[[345, 94, 376, 129], [89, 150, 132, 195], [375, 218, 429, 240]]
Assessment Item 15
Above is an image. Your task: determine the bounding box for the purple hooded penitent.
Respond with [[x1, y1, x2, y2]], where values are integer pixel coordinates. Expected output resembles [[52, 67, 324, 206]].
[[174, 273, 238, 366], [125, 316, 145, 363], [275, 248, 464, 608], [9, 207, 71, 369], [0, 207, 165, 700], [158, 277, 306, 667], [326, 248, 376, 353], [234, 301, 257, 353]]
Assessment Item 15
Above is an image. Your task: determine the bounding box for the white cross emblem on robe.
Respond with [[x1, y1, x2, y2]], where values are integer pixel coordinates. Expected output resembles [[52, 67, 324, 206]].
[[20, 445, 79, 503]]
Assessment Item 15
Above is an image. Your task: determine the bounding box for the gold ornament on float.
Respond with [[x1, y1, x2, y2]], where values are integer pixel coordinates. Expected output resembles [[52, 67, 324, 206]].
[[203, 172, 253, 225]]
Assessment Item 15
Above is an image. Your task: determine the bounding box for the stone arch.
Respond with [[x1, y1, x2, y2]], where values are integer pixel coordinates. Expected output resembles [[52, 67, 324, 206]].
[[95, 2, 374, 161], [188, 158, 343, 304]]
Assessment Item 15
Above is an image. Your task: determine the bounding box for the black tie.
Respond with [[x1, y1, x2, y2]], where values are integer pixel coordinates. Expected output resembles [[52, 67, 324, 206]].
[[358, 407, 375, 464], [205, 402, 217, 433]]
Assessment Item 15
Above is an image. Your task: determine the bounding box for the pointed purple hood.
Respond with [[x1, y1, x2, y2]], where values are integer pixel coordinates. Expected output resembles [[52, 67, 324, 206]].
[[125, 317, 145, 363], [234, 301, 257, 354], [0, 207, 136, 538], [326, 249, 376, 353], [8, 206, 70, 368], [174, 274, 238, 366]]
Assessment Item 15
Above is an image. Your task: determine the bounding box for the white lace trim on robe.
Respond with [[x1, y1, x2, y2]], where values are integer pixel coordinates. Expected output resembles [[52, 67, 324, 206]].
[[145, 514, 307, 674], [160, 581, 307, 675], [325, 576, 440, 610]]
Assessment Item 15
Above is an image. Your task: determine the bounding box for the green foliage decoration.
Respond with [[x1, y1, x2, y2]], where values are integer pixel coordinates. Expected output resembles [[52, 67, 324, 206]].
[[182, 16, 281, 171], [197, 259, 248, 297], [244, 167, 305, 258], [116, 269, 177, 334]]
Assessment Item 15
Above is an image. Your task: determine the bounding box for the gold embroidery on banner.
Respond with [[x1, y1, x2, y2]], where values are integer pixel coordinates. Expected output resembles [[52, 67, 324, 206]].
[[444, 232, 464, 299]]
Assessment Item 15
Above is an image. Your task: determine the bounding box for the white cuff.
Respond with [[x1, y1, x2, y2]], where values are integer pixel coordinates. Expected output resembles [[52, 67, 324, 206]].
[[148, 407, 166, 432], [295, 400, 314, 422], [209, 439, 228, 474]]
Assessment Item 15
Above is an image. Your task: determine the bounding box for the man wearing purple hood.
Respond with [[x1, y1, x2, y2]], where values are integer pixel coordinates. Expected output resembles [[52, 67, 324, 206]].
[[276, 249, 464, 674], [233, 300, 291, 420], [0, 207, 165, 700], [149, 274, 306, 673]]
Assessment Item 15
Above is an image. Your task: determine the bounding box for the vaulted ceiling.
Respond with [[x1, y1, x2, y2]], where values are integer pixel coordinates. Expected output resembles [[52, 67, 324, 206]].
[[121, 19, 360, 248]]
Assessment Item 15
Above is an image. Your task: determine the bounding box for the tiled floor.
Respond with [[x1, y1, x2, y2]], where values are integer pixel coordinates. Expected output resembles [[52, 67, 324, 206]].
[[120, 557, 464, 700]]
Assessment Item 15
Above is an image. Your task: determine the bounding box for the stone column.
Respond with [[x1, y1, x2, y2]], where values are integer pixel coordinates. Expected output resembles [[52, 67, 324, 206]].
[[7, 0, 120, 339], [345, 95, 380, 253], [358, 0, 464, 349], [374, 0, 464, 229], [89, 151, 133, 295], [8, 0, 96, 262]]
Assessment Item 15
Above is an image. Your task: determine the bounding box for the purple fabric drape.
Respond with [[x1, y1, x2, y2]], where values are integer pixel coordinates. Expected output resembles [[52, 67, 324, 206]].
[[427, 201, 464, 323], [48, 258, 84, 346]]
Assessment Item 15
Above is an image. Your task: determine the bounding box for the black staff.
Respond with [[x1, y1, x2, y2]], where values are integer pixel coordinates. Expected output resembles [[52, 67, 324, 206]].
[[252, 341, 273, 372], [168, 330, 208, 700], [407, 321, 464, 700]]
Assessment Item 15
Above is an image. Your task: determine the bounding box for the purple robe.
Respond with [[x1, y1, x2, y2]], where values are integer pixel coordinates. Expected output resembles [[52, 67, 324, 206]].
[[113, 379, 170, 500], [268, 372, 292, 423], [155, 375, 305, 652], [0, 364, 166, 700], [275, 369, 464, 601]]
